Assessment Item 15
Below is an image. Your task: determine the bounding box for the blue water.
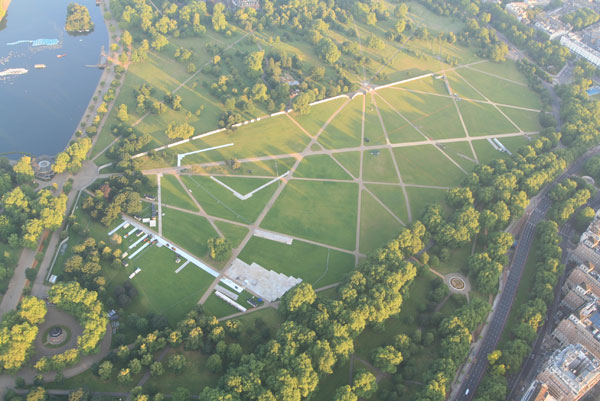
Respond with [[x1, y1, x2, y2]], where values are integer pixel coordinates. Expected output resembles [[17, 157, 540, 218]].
[[0, 0, 108, 157], [587, 87, 600, 96]]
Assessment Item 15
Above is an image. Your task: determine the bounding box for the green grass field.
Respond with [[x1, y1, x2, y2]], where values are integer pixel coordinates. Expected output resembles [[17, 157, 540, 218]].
[[472, 139, 507, 165], [294, 154, 353, 180], [364, 95, 388, 146], [393, 145, 465, 187], [359, 190, 403, 253], [439, 141, 477, 171], [161, 208, 218, 260], [499, 107, 542, 132], [261, 180, 358, 250], [406, 187, 448, 220], [161, 174, 198, 211], [363, 148, 400, 183], [457, 101, 517, 136], [127, 245, 215, 323], [332, 151, 361, 178], [238, 237, 356, 286], [293, 98, 347, 136], [365, 184, 410, 223], [318, 96, 364, 149]]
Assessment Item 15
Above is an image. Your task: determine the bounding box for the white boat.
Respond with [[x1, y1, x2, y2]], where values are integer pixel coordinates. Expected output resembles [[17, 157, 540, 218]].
[[0, 68, 28, 77]]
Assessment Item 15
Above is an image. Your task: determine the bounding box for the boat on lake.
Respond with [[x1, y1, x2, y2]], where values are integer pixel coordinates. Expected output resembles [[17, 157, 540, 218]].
[[0, 68, 28, 77], [34, 64, 46, 69]]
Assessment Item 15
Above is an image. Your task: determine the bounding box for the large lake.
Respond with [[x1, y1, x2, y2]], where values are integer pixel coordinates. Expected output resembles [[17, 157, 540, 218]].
[[0, 0, 108, 157]]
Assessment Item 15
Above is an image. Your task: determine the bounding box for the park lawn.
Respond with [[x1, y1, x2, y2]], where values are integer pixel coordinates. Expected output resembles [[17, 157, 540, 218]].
[[214, 176, 272, 195], [497, 135, 533, 153], [234, 307, 283, 348], [238, 237, 356, 286], [457, 101, 517, 136], [312, 361, 351, 401], [439, 293, 468, 316], [363, 148, 400, 183], [445, 71, 486, 100], [294, 154, 353, 180], [435, 242, 473, 275], [378, 89, 464, 140], [501, 236, 541, 343], [393, 145, 465, 187], [499, 107, 542, 132], [364, 94, 388, 146], [293, 98, 348, 136], [161, 174, 198, 211], [47, 368, 141, 393], [150, 348, 221, 394], [400, 75, 449, 95], [261, 180, 359, 250], [332, 151, 361, 178], [406, 1, 465, 33], [202, 292, 240, 318], [460, 68, 542, 109], [161, 208, 219, 260], [181, 175, 277, 224], [127, 245, 215, 323], [359, 190, 404, 254], [472, 139, 507, 165], [468, 60, 529, 85], [318, 95, 364, 150], [170, 83, 224, 134], [365, 184, 410, 223], [373, 94, 424, 143], [173, 115, 311, 165], [439, 141, 478, 172], [406, 187, 448, 221], [191, 157, 297, 177], [215, 221, 249, 250]]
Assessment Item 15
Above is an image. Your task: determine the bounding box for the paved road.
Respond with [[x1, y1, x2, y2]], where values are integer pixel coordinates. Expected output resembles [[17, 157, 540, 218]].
[[454, 147, 600, 400]]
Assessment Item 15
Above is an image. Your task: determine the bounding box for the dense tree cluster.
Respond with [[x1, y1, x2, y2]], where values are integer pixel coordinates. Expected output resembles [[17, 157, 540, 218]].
[[48, 281, 108, 355], [0, 297, 46, 372], [561, 7, 600, 30], [65, 3, 94, 33], [475, 221, 564, 400], [53, 137, 92, 174], [548, 177, 592, 224]]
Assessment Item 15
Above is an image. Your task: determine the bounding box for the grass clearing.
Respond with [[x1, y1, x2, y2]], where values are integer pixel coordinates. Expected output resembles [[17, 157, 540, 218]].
[[446, 71, 486, 100], [332, 151, 361, 178], [497, 135, 533, 153], [293, 98, 347, 136], [312, 361, 351, 401], [499, 107, 542, 132], [406, 187, 448, 220], [261, 180, 359, 250], [364, 94, 388, 146], [365, 184, 410, 223], [393, 145, 465, 187], [458, 101, 517, 136], [363, 148, 400, 183], [438, 141, 477, 171], [294, 154, 353, 180], [238, 237, 356, 286], [181, 175, 277, 224], [359, 190, 403, 253], [318, 96, 364, 150], [161, 174, 198, 211], [150, 348, 220, 393], [406, 1, 465, 33], [215, 221, 249, 250], [467, 60, 529, 85], [161, 208, 219, 260], [202, 292, 240, 318], [374, 94, 424, 143], [472, 139, 507, 165]]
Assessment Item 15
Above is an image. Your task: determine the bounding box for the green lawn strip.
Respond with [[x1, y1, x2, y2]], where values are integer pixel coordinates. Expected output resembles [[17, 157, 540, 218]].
[[332, 151, 361, 178], [399, 75, 449, 95], [214, 221, 249, 250], [166, 83, 224, 134], [212, 176, 271, 195], [438, 293, 468, 316], [393, 145, 465, 187], [46, 368, 141, 392], [406, 187, 448, 221], [498, 107, 542, 132], [364, 95, 388, 146], [445, 71, 486, 101], [359, 190, 404, 254], [202, 292, 240, 318], [406, 1, 465, 33], [316, 286, 339, 299], [312, 361, 351, 401], [363, 148, 400, 183], [294, 154, 353, 180], [438, 141, 477, 172], [378, 89, 464, 140], [467, 60, 529, 85], [318, 96, 363, 150], [435, 242, 473, 275], [234, 307, 283, 349], [177, 115, 311, 165], [496, 135, 533, 154], [238, 236, 356, 286], [261, 180, 358, 250], [145, 174, 158, 199], [471, 139, 507, 165], [149, 348, 220, 394], [127, 245, 215, 323], [500, 236, 540, 343], [192, 157, 297, 177], [373, 94, 424, 143], [460, 68, 542, 109], [293, 98, 348, 136], [161, 174, 198, 211], [365, 184, 410, 224], [181, 175, 277, 224], [161, 208, 219, 261], [457, 100, 517, 136]]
